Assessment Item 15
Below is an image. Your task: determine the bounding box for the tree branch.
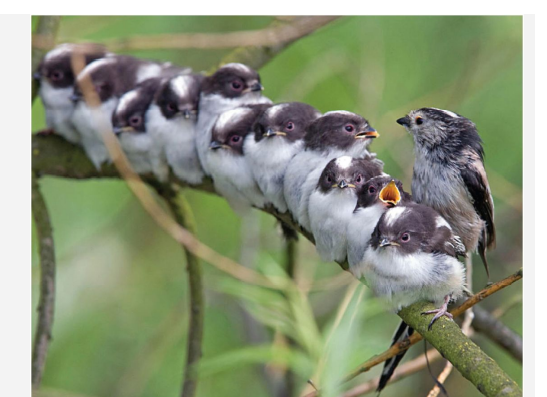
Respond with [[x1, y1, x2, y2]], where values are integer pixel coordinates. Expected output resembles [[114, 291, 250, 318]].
[[31, 172, 57, 388], [53, 16, 339, 59], [155, 185, 204, 397], [32, 16, 62, 103]]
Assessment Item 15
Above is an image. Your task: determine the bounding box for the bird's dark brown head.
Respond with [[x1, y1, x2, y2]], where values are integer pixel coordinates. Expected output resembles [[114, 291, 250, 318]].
[[112, 78, 162, 135], [355, 175, 411, 210], [201, 63, 263, 99], [317, 156, 383, 194], [304, 111, 379, 152], [155, 74, 204, 120], [253, 102, 321, 143], [210, 105, 267, 155], [37, 43, 107, 89]]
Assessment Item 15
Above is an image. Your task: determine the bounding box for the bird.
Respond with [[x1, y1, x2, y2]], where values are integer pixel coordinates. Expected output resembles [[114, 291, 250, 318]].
[[111, 78, 163, 174], [71, 55, 186, 169], [346, 176, 412, 276], [362, 202, 467, 394], [195, 63, 272, 176], [283, 110, 381, 231], [363, 203, 467, 320], [146, 73, 205, 184], [308, 156, 383, 263], [35, 43, 108, 144], [244, 102, 322, 213], [396, 107, 496, 278], [207, 104, 272, 214]]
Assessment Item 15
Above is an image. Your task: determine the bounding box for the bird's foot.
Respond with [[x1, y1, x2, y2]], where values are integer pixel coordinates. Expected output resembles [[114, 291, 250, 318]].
[[421, 295, 452, 330]]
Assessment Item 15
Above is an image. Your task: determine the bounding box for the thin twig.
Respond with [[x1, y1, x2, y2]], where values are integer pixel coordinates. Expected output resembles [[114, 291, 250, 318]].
[[31, 173, 57, 388], [340, 348, 443, 397], [32, 16, 61, 103], [156, 185, 204, 397], [55, 16, 339, 54]]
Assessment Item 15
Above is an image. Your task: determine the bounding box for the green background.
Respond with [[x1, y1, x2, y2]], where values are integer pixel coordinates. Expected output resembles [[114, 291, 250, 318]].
[[32, 16, 523, 397]]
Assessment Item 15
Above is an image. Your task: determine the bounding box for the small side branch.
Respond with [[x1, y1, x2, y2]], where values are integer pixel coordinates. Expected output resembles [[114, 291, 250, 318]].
[[156, 185, 204, 397], [472, 305, 523, 363], [31, 173, 57, 388]]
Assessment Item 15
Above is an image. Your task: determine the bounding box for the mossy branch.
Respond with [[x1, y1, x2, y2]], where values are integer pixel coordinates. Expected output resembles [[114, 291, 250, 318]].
[[398, 302, 521, 397]]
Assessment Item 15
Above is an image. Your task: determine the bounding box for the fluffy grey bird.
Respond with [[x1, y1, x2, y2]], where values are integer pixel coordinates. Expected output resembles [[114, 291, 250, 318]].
[[363, 203, 467, 320], [346, 176, 412, 276], [195, 63, 272, 176], [283, 111, 381, 231], [244, 102, 322, 212], [35, 43, 107, 144], [397, 107, 496, 278], [308, 156, 383, 263], [207, 104, 271, 214], [363, 202, 466, 395], [146, 74, 204, 184], [111, 78, 162, 174], [71, 55, 186, 168]]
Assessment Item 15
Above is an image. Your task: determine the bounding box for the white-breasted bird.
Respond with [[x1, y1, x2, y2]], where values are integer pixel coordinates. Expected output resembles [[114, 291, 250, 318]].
[[283, 111, 381, 231], [308, 156, 383, 263], [195, 63, 272, 176], [244, 102, 321, 212], [35, 43, 107, 144]]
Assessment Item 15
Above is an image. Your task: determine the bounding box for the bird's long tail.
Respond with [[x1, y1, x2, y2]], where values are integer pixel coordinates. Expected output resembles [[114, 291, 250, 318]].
[[377, 320, 414, 393]]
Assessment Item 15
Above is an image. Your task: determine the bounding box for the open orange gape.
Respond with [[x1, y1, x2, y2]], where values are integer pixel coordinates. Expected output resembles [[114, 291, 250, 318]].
[[379, 180, 401, 207]]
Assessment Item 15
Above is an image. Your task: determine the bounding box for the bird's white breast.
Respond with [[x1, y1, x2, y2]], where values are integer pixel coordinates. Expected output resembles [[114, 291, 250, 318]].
[[244, 135, 303, 212], [347, 203, 386, 272], [309, 188, 358, 262]]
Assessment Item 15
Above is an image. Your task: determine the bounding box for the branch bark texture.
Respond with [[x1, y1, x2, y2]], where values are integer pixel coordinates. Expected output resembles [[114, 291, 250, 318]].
[[158, 186, 204, 397], [31, 173, 57, 387]]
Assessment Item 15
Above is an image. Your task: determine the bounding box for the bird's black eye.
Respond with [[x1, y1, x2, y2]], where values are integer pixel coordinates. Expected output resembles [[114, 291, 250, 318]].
[[129, 115, 142, 127], [50, 70, 64, 82], [230, 135, 241, 144], [285, 121, 294, 131], [416, 117, 423, 125], [167, 102, 178, 112], [326, 175, 332, 183], [401, 233, 410, 242], [356, 174, 363, 184], [368, 185, 376, 194], [344, 124, 355, 133], [231, 80, 243, 91]]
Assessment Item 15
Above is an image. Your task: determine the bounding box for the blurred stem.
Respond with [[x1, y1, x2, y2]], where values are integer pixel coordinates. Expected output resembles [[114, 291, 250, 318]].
[[32, 16, 61, 103], [156, 185, 204, 397], [472, 305, 523, 363], [31, 172, 57, 388], [283, 234, 298, 397]]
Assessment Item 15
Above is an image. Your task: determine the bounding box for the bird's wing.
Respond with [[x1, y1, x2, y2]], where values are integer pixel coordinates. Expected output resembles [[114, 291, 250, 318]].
[[459, 157, 496, 248]]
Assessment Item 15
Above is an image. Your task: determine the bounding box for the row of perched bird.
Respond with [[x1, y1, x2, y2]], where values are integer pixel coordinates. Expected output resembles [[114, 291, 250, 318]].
[[36, 43, 496, 393]]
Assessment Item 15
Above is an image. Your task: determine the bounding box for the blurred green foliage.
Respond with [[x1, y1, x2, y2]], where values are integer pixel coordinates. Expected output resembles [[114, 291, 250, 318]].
[[32, 16, 522, 397]]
